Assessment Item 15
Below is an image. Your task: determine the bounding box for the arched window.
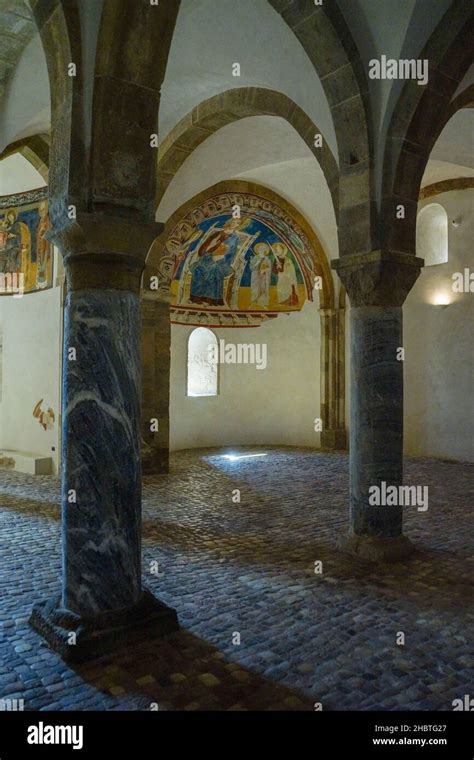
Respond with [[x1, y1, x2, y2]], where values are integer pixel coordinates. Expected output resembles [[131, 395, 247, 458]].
[[187, 327, 218, 397], [416, 203, 449, 266]]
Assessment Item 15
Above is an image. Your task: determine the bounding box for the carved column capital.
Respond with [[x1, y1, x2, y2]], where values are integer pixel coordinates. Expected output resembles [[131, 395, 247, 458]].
[[332, 250, 424, 307], [46, 213, 164, 293]]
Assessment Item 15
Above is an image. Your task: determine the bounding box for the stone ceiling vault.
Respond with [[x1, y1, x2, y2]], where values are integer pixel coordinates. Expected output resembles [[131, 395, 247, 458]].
[[0, 0, 35, 104]]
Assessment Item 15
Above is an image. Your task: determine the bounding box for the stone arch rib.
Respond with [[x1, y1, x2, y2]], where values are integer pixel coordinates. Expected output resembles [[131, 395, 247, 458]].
[[156, 87, 339, 222], [27, 0, 85, 227], [267, 0, 373, 256], [381, 0, 474, 255], [0, 134, 50, 183], [92, 0, 181, 221]]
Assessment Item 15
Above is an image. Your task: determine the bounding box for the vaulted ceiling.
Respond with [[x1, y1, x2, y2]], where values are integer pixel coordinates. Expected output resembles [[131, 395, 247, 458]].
[[0, 0, 472, 190], [0, 0, 35, 103]]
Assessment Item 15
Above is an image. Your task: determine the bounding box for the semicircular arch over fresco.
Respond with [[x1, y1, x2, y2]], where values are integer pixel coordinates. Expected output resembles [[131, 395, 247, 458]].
[[146, 180, 334, 327]]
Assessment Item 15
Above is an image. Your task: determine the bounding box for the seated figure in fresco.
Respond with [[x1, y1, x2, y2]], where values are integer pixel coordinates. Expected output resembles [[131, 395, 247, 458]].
[[0, 208, 24, 273], [249, 242, 272, 308], [189, 217, 249, 306], [272, 241, 299, 306]]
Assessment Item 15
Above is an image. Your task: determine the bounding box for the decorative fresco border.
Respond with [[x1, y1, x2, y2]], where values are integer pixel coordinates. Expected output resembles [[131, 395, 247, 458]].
[[0, 186, 48, 209]]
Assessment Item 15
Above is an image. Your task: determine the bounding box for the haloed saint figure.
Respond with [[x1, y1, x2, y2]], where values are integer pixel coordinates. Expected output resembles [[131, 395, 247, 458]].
[[249, 242, 272, 307], [0, 195, 53, 294], [0, 208, 24, 273], [272, 241, 299, 306]]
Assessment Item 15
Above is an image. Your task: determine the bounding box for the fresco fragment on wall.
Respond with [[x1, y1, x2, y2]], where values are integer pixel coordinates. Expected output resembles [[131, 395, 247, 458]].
[[158, 191, 323, 327], [0, 187, 53, 295], [33, 400, 55, 431]]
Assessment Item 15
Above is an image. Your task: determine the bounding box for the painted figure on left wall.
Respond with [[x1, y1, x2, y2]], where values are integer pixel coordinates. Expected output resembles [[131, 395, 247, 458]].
[[0, 191, 53, 294], [0, 208, 28, 274]]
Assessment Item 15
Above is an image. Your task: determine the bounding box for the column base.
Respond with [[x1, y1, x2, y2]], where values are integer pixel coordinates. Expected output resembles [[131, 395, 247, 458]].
[[337, 533, 415, 562], [29, 589, 179, 663], [320, 429, 347, 450]]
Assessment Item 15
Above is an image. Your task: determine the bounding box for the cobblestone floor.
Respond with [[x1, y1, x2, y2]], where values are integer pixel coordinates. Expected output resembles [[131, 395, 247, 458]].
[[0, 447, 473, 711]]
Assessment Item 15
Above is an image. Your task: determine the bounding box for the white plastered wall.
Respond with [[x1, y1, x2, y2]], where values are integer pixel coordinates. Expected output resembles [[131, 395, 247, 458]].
[[171, 300, 321, 450], [404, 189, 474, 462], [0, 155, 61, 473]]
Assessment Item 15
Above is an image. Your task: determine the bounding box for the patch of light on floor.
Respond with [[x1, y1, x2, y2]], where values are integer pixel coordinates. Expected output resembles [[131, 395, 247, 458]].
[[221, 453, 268, 461]]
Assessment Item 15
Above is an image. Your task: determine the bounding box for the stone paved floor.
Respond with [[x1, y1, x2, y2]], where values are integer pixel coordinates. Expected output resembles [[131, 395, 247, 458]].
[[0, 447, 473, 711]]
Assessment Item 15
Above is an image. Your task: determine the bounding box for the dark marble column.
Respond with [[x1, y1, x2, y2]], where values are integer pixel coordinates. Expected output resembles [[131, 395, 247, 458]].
[[333, 251, 423, 561], [61, 288, 142, 613], [29, 214, 178, 661]]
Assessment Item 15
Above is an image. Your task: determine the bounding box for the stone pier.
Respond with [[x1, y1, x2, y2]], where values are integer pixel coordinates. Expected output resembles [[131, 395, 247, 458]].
[[29, 215, 178, 662], [333, 251, 423, 560], [141, 295, 171, 475], [320, 305, 347, 450]]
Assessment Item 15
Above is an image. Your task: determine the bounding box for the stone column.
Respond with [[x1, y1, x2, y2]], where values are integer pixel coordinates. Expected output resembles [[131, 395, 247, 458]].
[[29, 214, 178, 662], [141, 295, 171, 475], [333, 251, 423, 560], [320, 306, 347, 450]]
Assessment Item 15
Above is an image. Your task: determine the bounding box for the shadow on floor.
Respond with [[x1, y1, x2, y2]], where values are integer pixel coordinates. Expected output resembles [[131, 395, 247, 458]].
[[69, 627, 314, 711]]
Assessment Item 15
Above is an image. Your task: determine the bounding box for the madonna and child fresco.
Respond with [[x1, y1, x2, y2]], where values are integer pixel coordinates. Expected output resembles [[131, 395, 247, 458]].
[[0, 189, 53, 295], [159, 190, 322, 326]]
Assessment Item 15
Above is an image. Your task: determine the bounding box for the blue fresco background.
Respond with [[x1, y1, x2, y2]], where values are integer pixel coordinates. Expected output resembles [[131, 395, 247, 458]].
[[173, 213, 304, 287]]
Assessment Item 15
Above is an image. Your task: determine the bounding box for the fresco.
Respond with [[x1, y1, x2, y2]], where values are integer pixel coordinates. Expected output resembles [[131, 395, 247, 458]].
[[158, 190, 322, 326], [0, 188, 53, 295], [33, 400, 55, 431]]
